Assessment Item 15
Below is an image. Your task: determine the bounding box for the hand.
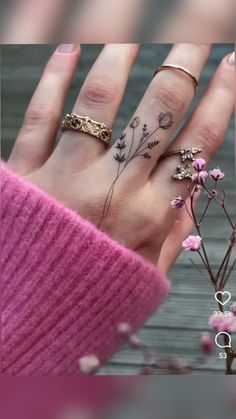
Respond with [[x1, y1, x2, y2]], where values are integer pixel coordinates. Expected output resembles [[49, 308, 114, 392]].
[[155, 0, 235, 42], [2, 0, 235, 43], [7, 44, 235, 270], [2, 0, 145, 43]]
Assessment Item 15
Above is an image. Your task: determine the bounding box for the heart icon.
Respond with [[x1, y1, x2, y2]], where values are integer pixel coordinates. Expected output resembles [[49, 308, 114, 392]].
[[215, 291, 231, 306]]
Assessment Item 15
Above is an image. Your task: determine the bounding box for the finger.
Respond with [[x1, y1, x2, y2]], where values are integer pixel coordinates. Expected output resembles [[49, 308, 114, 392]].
[[68, 0, 146, 43], [152, 51, 235, 207], [105, 43, 210, 185], [55, 44, 139, 169], [2, 0, 66, 43], [158, 198, 194, 274], [155, 0, 235, 42], [8, 44, 81, 175]]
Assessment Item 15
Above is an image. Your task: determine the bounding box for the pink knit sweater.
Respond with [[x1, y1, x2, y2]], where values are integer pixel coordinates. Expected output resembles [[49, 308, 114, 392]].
[[1, 163, 171, 375]]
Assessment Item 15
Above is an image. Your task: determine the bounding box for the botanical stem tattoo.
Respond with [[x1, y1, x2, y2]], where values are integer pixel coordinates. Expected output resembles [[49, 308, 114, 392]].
[[99, 112, 174, 226]]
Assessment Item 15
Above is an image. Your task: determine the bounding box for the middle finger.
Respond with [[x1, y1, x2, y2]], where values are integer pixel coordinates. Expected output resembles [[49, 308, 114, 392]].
[[104, 43, 211, 185]]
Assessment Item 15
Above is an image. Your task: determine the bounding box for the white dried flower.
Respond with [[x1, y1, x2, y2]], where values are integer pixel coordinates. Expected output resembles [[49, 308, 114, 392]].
[[78, 354, 100, 375], [117, 322, 132, 337]]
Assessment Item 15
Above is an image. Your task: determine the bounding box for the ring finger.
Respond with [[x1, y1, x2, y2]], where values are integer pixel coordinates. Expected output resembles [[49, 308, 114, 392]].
[[153, 51, 235, 212]]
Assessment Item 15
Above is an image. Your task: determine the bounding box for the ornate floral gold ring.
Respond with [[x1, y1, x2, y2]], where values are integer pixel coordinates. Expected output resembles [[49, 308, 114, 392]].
[[62, 113, 112, 147]]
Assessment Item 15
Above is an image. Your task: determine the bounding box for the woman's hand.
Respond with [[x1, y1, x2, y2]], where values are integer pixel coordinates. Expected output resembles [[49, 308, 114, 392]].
[[3, 0, 235, 44], [156, 0, 235, 42], [2, 0, 145, 43], [7, 44, 235, 269]]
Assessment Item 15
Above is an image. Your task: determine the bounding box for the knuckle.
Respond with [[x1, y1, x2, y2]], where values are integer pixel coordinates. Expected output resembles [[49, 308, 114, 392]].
[[152, 81, 187, 113], [196, 122, 222, 155], [24, 108, 59, 127], [218, 74, 235, 91], [80, 80, 117, 106]]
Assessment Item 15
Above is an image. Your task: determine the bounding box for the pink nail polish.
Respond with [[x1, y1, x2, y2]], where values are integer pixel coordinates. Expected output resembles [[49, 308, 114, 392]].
[[58, 44, 77, 54]]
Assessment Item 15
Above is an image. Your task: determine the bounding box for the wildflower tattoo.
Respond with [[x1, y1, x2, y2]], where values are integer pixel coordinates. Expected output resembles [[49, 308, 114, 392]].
[[99, 112, 173, 225]]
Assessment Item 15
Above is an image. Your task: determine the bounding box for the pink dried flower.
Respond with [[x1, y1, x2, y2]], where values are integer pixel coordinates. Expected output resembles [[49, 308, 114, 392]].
[[182, 235, 202, 251], [230, 303, 236, 316], [167, 357, 189, 374], [192, 171, 208, 185], [117, 322, 132, 337], [209, 316, 236, 333], [210, 168, 225, 181], [171, 196, 185, 209], [193, 158, 206, 172], [129, 335, 143, 349], [140, 366, 156, 375], [78, 354, 100, 374], [200, 332, 215, 355]]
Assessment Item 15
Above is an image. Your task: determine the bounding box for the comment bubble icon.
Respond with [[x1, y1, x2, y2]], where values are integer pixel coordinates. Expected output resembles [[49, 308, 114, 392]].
[[215, 332, 232, 349]]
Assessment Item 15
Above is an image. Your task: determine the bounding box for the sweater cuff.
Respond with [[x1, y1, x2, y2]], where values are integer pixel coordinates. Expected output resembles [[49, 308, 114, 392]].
[[1, 163, 171, 375]]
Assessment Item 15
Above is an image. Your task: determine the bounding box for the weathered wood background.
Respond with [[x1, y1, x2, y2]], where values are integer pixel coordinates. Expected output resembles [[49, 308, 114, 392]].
[[1, 44, 235, 374]]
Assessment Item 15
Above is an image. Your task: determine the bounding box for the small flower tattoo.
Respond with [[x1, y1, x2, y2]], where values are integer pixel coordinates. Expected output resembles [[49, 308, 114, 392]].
[[158, 112, 174, 129]]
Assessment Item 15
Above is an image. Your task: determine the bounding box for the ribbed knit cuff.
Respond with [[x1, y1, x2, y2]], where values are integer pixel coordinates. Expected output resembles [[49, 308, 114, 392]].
[[1, 163, 171, 375]]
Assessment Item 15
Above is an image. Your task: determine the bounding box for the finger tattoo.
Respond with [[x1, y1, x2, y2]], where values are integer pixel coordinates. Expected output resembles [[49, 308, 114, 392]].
[[99, 112, 174, 226]]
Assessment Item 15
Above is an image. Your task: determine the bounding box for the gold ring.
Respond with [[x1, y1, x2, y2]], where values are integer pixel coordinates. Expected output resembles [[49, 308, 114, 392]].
[[62, 113, 112, 147], [160, 147, 202, 163], [159, 147, 202, 181], [153, 65, 199, 94]]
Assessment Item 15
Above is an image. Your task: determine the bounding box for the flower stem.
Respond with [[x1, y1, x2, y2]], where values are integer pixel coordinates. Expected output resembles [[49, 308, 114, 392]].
[[190, 191, 215, 282], [198, 197, 212, 224]]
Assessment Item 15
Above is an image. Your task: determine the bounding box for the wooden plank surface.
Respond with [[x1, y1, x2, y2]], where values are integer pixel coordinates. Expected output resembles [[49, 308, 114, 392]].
[[1, 44, 235, 375]]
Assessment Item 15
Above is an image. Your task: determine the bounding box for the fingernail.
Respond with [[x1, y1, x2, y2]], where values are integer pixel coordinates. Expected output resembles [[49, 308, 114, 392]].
[[57, 44, 77, 54], [228, 52, 235, 65]]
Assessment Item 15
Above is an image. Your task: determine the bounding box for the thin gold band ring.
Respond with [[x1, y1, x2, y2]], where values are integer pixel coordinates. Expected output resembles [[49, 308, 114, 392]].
[[154, 65, 199, 94]]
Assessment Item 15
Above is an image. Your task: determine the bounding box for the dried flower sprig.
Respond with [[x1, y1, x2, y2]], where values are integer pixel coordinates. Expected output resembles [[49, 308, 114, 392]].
[[116, 323, 214, 375], [112, 159, 235, 375], [80, 159, 235, 376], [172, 158, 236, 374]]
